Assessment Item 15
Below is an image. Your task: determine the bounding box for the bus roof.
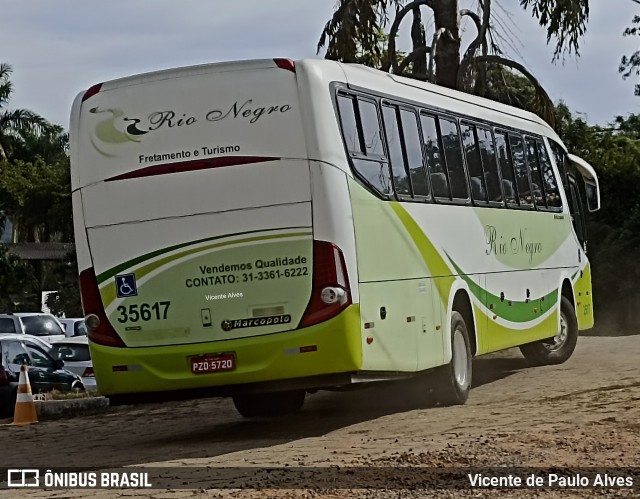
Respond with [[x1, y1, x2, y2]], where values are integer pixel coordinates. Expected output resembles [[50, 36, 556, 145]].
[[93, 59, 290, 93], [74, 57, 565, 151]]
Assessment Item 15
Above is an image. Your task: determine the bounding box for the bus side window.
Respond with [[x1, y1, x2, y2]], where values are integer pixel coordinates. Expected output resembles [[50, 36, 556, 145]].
[[439, 118, 469, 201], [549, 140, 568, 188], [525, 137, 546, 208], [358, 99, 385, 157], [509, 133, 532, 207], [568, 175, 586, 247], [350, 157, 393, 196], [337, 94, 360, 153], [337, 93, 393, 197], [382, 105, 412, 197], [537, 140, 562, 209], [420, 113, 450, 199], [495, 131, 518, 206], [399, 108, 430, 198], [477, 127, 503, 204], [460, 122, 488, 204]]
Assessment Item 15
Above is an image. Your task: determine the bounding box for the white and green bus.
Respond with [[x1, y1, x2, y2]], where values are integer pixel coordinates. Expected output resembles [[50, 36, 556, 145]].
[[70, 58, 600, 416]]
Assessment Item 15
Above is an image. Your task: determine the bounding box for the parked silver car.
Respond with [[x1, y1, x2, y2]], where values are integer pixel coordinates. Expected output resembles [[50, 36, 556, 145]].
[[0, 334, 85, 418], [0, 313, 67, 343], [49, 336, 96, 390], [59, 318, 88, 338]]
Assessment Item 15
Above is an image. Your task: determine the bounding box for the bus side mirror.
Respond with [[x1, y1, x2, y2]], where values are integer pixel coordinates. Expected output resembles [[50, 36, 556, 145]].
[[584, 180, 599, 212]]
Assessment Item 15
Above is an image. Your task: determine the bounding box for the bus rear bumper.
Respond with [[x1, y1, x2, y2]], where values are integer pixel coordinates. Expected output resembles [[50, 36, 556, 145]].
[[89, 305, 362, 396]]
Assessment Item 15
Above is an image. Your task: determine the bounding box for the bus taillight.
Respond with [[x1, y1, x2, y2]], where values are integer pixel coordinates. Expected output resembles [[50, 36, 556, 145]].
[[79, 268, 126, 348], [299, 241, 351, 328], [274, 58, 296, 72], [82, 83, 103, 102]]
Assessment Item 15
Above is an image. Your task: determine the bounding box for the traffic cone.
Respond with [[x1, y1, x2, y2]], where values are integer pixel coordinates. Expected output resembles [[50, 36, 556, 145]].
[[12, 365, 38, 425]]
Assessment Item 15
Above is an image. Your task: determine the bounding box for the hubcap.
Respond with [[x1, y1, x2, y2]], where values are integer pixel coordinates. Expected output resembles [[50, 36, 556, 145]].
[[544, 313, 568, 352], [452, 328, 469, 388]]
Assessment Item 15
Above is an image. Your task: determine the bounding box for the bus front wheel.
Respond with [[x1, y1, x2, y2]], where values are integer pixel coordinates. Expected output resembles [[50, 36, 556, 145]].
[[519, 296, 578, 366], [232, 390, 305, 418], [429, 311, 472, 406]]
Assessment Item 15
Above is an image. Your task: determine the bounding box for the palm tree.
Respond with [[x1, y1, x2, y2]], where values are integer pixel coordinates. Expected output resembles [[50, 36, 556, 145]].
[[318, 0, 590, 128], [0, 63, 54, 160]]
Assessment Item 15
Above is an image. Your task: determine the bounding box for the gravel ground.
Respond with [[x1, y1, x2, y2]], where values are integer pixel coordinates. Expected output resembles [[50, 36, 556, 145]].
[[1, 335, 638, 498]]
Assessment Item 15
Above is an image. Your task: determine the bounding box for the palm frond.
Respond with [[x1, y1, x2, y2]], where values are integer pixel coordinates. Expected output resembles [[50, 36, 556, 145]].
[[458, 54, 555, 128]]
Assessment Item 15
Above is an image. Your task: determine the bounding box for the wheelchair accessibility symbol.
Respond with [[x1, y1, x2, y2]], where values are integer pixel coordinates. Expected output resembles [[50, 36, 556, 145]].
[[115, 273, 138, 298]]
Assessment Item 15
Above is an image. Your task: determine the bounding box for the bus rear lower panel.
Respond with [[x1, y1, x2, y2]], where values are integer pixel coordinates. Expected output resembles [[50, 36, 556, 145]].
[[89, 304, 362, 396]]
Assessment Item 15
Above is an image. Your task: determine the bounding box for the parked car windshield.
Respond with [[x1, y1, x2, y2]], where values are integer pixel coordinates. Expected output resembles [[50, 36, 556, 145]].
[[50, 343, 91, 362], [20, 316, 64, 336]]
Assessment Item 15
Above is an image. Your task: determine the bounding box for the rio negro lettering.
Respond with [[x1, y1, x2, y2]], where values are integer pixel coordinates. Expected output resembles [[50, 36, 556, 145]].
[[206, 99, 292, 124], [485, 225, 543, 263], [127, 98, 293, 135]]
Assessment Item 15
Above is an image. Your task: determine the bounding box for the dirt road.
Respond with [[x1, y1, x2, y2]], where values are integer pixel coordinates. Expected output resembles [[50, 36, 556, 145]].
[[1, 335, 639, 498]]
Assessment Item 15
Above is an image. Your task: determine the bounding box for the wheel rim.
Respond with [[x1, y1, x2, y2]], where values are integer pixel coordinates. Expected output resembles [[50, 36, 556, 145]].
[[544, 312, 568, 352], [453, 328, 469, 389]]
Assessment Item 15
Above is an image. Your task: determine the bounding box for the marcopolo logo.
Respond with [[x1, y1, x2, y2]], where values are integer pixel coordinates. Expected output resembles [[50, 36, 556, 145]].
[[221, 315, 291, 331]]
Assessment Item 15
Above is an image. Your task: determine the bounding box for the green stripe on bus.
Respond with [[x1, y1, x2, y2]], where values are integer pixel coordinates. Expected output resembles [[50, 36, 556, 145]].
[[391, 203, 558, 325], [97, 228, 311, 284], [100, 231, 312, 308], [474, 303, 559, 354], [448, 256, 558, 323]]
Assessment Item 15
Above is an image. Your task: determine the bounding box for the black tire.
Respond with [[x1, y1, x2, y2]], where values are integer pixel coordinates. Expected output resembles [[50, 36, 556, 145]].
[[428, 311, 472, 406], [232, 390, 305, 418], [520, 296, 578, 366]]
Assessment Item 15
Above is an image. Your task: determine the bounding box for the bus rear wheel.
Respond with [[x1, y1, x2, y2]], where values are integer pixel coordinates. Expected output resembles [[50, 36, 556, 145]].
[[429, 311, 472, 406], [232, 390, 305, 417], [520, 296, 578, 366]]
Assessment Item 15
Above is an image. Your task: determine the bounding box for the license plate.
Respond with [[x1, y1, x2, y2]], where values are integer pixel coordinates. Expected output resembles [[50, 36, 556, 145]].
[[190, 353, 235, 374]]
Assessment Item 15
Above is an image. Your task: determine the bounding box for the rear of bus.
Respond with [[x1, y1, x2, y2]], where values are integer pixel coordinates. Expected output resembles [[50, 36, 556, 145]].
[[70, 59, 361, 401]]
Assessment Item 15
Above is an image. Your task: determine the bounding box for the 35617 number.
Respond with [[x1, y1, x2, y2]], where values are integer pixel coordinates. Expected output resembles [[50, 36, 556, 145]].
[[116, 301, 171, 323]]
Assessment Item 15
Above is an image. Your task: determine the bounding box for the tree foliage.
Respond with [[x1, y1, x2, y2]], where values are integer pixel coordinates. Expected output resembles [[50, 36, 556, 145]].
[[0, 63, 60, 161], [519, 0, 589, 60], [620, 13, 640, 96], [0, 157, 72, 242], [0, 62, 76, 315], [556, 104, 640, 240], [45, 250, 83, 318], [318, 0, 404, 67], [0, 245, 36, 312], [554, 106, 640, 333], [318, 0, 591, 126]]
